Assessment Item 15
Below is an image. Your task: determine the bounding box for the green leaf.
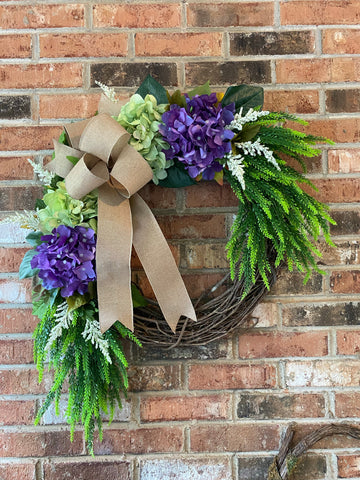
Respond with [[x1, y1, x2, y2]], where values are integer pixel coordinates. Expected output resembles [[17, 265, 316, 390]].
[[221, 85, 264, 113], [136, 75, 168, 105], [187, 81, 211, 99], [58, 130, 68, 145], [25, 231, 43, 247], [158, 162, 197, 188], [234, 124, 261, 143], [35, 198, 46, 210], [67, 293, 89, 312], [66, 156, 80, 166], [167, 89, 187, 108], [131, 284, 147, 308], [19, 249, 38, 279]]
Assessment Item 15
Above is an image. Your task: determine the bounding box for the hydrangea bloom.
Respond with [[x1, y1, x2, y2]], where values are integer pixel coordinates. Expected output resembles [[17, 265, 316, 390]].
[[31, 225, 96, 297], [159, 93, 235, 180]]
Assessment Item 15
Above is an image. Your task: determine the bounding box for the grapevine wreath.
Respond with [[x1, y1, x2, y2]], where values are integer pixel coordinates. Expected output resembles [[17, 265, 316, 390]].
[[9, 76, 334, 452]]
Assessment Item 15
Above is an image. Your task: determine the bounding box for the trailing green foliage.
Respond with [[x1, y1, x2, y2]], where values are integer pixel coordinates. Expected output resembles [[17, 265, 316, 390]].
[[226, 111, 335, 297], [33, 297, 141, 454]]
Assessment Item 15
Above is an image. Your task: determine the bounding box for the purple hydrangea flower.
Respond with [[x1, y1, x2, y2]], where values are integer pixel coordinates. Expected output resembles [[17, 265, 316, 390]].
[[31, 225, 96, 297], [159, 93, 235, 180]]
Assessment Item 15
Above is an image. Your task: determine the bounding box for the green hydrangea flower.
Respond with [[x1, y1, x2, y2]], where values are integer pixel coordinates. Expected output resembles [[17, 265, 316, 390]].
[[115, 94, 172, 184], [37, 182, 97, 234]]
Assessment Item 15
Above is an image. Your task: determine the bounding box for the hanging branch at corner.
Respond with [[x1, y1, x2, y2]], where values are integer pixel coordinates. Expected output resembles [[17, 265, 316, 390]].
[[268, 423, 360, 480]]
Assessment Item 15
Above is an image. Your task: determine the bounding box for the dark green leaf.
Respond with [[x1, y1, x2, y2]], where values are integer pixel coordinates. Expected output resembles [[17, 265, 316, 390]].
[[26, 231, 43, 247], [35, 198, 46, 210], [131, 284, 147, 308], [158, 162, 197, 188], [187, 81, 211, 99], [234, 124, 261, 143], [136, 75, 168, 104], [19, 249, 38, 279], [221, 85, 264, 114]]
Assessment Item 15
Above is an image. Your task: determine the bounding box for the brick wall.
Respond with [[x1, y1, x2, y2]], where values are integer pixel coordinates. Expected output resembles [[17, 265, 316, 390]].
[[0, 1, 360, 479]]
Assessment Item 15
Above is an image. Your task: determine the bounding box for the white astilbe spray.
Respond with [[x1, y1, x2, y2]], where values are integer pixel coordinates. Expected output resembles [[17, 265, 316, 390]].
[[229, 107, 270, 132], [2, 210, 41, 231], [95, 80, 118, 103], [28, 159, 55, 185], [45, 302, 73, 352], [236, 138, 280, 170], [227, 154, 246, 190], [82, 318, 112, 364]]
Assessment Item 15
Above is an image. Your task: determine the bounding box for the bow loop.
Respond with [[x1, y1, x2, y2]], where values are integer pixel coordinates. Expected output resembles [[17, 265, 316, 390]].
[[48, 99, 197, 334]]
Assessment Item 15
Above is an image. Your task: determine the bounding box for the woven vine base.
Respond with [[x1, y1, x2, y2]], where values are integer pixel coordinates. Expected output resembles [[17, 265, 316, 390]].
[[133, 251, 278, 348]]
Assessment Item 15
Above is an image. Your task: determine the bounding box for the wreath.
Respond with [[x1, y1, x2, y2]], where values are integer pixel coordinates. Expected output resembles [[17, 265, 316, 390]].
[[7, 76, 334, 453]]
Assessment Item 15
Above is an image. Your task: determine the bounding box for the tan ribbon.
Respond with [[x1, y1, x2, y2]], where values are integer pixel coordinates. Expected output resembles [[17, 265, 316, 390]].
[[47, 95, 197, 333]]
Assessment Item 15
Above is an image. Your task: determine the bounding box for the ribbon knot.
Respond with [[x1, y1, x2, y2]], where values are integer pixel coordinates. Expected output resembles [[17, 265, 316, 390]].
[[47, 106, 197, 333]]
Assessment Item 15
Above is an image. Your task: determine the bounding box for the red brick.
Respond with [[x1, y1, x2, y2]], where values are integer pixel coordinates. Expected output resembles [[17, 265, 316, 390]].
[[157, 215, 226, 239], [39, 94, 100, 119], [285, 360, 360, 387], [139, 458, 231, 480], [135, 33, 222, 57], [0, 157, 34, 180], [0, 4, 84, 29], [338, 455, 360, 478], [0, 463, 35, 480], [94, 427, 183, 454], [331, 57, 360, 82], [264, 89, 319, 114], [269, 270, 323, 296], [185, 182, 238, 208], [43, 460, 131, 480], [323, 29, 360, 54], [128, 365, 181, 392], [330, 270, 360, 294], [183, 273, 226, 299], [0, 185, 44, 211], [0, 279, 31, 304], [297, 118, 360, 146], [0, 126, 62, 152], [185, 243, 228, 269], [189, 364, 277, 390], [0, 247, 29, 273], [0, 64, 83, 89], [0, 34, 31, 59], [0, 338, 33, 364], [40, 33, 128, 58], [316, 240, 360, 266], [307, 175, 360, 203], [0, 368, 53, 395], [0, 308, 37, 334], [190, 424, 279, 452], [0, 431, 83, 457], [139, 182, 177, 209], [329, 149, 360, 173], [276, 57, 360, 83], [239, 332, 328, 359], [93, 4, 180, 28], [237, 393, 325, 419], [276, 58, 331, 83], [281, 1, 360, 25], [0, 400, 35, 425], [187, 2, 274, 27], [336, 393, 360, 418], [140, 394, 231, 422], [337, 331, 360, 355]]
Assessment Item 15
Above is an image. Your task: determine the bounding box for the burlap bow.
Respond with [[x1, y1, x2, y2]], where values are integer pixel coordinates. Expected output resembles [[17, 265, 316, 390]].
[[47, 95, 197, 333]]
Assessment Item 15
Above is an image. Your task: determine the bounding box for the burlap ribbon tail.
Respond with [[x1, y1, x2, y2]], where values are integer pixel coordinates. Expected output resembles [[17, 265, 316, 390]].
[[47, 99, 196, 333]]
